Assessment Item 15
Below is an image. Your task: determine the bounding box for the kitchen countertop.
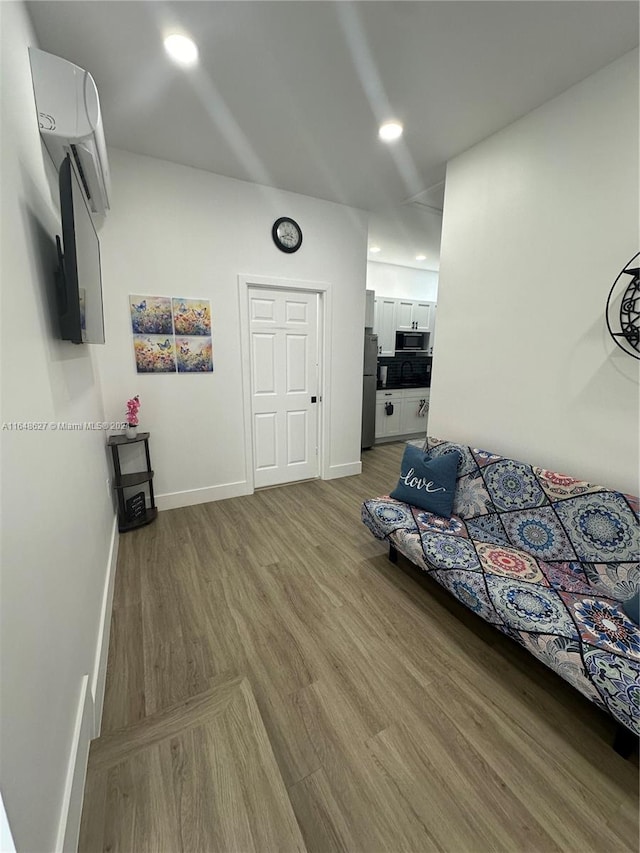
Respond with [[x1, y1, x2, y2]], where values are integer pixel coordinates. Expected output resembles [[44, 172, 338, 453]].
[[377, 382, 430, 391]]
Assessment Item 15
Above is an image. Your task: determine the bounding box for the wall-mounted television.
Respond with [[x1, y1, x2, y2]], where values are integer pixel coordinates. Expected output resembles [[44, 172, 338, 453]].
[[55, 154, 105, 344]]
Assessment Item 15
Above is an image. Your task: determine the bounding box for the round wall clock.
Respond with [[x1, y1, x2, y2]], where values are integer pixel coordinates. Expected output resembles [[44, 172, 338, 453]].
[[272, 217, 303, 253]]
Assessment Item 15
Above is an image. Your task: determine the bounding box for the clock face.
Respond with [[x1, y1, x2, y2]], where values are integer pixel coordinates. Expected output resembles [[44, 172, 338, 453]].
[[272, 217, 302, 253]]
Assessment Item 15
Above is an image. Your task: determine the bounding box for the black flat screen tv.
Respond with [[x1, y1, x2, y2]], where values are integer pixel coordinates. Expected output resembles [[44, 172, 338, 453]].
[[55, 154, 105, 344]]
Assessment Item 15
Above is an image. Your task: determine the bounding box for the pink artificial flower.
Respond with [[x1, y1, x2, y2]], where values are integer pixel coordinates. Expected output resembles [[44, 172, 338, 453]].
[[126, 395, 140, 426]]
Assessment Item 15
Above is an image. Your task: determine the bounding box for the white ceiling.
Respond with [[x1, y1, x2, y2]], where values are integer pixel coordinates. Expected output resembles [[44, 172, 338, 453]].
[[367, 203, 443, 270], [27, 1, 638, 270]]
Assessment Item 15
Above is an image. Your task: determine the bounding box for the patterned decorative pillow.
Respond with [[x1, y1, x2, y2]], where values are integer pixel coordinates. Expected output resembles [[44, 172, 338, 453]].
[[390, 444, 461, 517]]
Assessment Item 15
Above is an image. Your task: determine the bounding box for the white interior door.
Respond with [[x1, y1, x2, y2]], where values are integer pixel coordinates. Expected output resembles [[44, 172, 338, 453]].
[[249, 288, 320, 488]]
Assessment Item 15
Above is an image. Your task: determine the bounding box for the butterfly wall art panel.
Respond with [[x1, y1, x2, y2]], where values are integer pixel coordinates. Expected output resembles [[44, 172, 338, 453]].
[[172, 298, 211, 336], [129, 295, 214, 374], [176, 336, 214, 373], [129, 295, 173, 335], [133, 335, 177, 373]]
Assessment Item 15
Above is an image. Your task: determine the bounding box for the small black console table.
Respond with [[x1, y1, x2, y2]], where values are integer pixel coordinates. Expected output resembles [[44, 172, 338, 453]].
[[107, 432, 158, 533]]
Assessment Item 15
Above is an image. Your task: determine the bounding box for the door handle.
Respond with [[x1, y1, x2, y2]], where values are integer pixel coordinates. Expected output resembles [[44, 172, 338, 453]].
[[311, 396, 317, 403]]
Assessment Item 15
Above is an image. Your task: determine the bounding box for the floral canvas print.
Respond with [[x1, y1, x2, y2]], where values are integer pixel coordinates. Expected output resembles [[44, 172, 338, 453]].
[[133, 334, 177, 373], [176, 336, 214, 373], [172, 298, 211, 336], [130, 295, 173, 334]]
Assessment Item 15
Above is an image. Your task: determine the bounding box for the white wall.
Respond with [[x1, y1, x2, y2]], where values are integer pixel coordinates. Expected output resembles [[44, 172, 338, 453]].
[[431, 49, 639, 495], [366, 261, 438, 301], [97, 149, 368, 505], [0, 3, 116, 850]]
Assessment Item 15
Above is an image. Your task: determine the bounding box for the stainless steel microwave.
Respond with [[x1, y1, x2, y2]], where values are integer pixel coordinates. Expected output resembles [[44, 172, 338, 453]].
[[395, 331, 429, 351]]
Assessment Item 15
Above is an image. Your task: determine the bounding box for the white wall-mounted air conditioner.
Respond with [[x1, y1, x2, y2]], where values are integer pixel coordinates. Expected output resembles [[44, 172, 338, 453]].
[[29, 47, 111, 215]]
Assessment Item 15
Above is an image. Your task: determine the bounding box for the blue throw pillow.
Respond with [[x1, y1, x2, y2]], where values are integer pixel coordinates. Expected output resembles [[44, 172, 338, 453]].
[[390, 444, 461, 517]]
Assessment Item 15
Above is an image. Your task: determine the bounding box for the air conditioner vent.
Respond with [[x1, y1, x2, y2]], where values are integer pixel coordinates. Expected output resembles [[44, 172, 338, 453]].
[[29, 47, 110, 215]]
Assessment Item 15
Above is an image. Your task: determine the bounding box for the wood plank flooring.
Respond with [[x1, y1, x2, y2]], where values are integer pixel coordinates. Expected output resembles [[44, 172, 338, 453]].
[[79, 677, 307, 852], [87, 442, 639, 852]]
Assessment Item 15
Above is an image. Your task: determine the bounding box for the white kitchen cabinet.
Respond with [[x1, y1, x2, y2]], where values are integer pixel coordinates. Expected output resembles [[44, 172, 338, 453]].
[[375, 388, 430, 440], [375, 390, 403, 438], [413, 302, 431, 331], [373, 298, 397, 356], [401, 391, 430, 435], [375, 399, 388, 439], [395, 299, 431, 332], [374, 295, 437, 354], [395, 300, 414, 331]]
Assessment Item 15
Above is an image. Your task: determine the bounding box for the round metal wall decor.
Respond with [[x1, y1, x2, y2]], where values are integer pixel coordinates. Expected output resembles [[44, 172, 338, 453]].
[[606, 252, 639, 359]]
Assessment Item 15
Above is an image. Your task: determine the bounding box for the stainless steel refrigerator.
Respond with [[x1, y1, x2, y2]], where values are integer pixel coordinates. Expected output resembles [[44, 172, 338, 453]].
[[361, 332, 378, 449]]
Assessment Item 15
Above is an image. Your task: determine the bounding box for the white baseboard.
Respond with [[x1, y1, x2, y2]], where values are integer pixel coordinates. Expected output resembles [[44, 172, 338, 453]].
[[55, 675, 93, 853], [323, 461, 362, 480], [52, 515, 118, 852], [91, 514, 119, 737], [374, 432, 425, 445], [156, 480, 252, 511]]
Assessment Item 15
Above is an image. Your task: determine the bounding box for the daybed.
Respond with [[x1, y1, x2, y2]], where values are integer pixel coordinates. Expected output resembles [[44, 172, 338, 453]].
[[362, 437, 640, 749]]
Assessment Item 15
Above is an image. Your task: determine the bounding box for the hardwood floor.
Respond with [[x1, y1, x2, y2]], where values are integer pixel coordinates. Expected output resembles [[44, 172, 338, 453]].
[[87, 442, 639, 852], [80, 677, 307, 852]]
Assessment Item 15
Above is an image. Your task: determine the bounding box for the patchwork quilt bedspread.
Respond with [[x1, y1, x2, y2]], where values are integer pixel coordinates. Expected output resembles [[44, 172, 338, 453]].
[[361, 438, 640, 735]]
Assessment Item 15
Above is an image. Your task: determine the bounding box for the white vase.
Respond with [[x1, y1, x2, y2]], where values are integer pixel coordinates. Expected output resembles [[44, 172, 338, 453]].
[[125, 424, 138, 440]]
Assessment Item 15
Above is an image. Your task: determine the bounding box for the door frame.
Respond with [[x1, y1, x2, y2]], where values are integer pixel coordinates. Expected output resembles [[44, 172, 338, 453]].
[[238, 274, 332, 492]]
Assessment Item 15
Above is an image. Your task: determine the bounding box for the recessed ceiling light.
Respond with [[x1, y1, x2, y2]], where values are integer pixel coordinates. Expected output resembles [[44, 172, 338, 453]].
[[369, 246, 381, 253], [415, 254, 426, 261], [164, 34, 198, 66], [378, 121, 403, 142]]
